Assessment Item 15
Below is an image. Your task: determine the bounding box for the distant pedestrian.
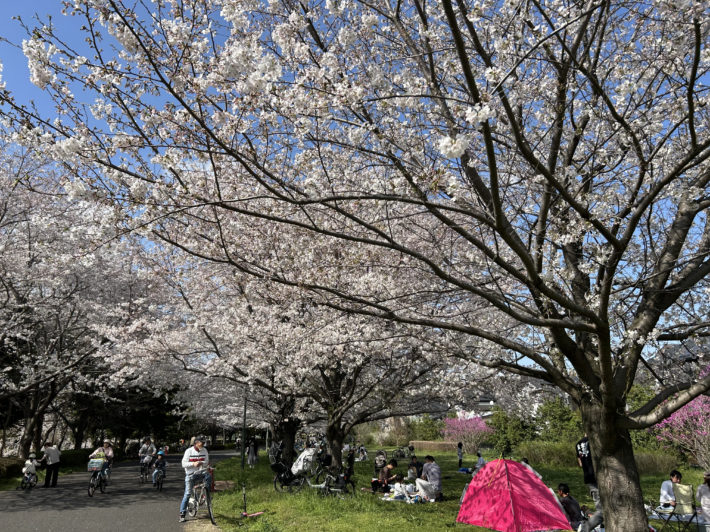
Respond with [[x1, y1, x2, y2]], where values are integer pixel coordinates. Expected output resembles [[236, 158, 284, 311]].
[[575, 434, 600, 508], [247, 438, 258, 468], [40, 442, 61, 488]]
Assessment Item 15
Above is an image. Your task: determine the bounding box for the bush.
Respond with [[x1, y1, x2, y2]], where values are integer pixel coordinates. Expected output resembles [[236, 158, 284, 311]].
[[408, 440, 458, 452], [516, 440, 577, 468], [408, 415, 444, 442], [535, 398, 582, 443], [634, 451, 682, 475], [487, 407, 536, 455], [0, 457, 23, 479], [516, 438, 681, 476], [55, 448, 93, 467]]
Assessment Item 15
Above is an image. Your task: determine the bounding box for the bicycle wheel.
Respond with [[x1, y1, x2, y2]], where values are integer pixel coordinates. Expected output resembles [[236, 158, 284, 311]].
[[157, 474, 163, 491], [187, 494, 198, 517], [273, 475, 286, 492], [88, 476, 96, 497], [29, 475, 37, 488], [99, 475, 106, 493], [205, 489, 216, 525]]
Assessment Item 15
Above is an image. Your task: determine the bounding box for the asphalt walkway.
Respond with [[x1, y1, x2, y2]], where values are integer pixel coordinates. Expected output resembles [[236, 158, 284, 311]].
[[0, 449, 235, 532]]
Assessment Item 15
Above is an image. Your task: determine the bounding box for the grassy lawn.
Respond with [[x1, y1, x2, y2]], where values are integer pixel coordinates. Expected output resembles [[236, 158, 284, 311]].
[[209, 449, 706, 531]]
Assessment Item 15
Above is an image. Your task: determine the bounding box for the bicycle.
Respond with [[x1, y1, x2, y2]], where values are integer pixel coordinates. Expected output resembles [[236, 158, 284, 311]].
[[187, 467, 215, 525], [139, 455, 153, 484], [17, 471, 38, 490], [154, 467, 165, 491], [270, 443, 312, 493], [87, 458, 108, 497]]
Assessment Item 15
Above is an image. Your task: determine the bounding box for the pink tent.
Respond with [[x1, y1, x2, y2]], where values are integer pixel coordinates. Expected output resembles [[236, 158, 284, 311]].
[[457, 459, 572, 532]]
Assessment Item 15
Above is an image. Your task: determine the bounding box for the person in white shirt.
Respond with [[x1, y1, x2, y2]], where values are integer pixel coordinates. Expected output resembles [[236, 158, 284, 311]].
[[179, 435, 211, 522], [697, 471, 710, 521], [139, 437, 157, 463], [660, 469, 682, 508], [40, 442, 61, 488], [392, 474, 411, 501]]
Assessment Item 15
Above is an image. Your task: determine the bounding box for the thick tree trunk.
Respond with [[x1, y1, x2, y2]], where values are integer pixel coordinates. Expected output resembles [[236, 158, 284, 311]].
[[272, 417, 300, 465], [581, 402, 649, 532], [326, 424, 346, 471]]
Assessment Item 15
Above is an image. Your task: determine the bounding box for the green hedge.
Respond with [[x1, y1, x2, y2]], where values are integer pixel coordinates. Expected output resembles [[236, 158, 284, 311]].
[[515, 440, 680, 475], [516, 440, 577, 468], [53, 448, 93, 467], [0, 457, 23, 478]]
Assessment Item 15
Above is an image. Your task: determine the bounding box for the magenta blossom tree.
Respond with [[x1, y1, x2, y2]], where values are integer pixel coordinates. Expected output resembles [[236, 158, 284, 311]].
[[442, 416, 492, 455], [655, 369, 710, 471]]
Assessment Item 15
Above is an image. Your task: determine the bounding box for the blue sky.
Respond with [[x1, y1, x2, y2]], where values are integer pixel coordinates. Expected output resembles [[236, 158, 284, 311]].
[[1, 2, 73, 113]]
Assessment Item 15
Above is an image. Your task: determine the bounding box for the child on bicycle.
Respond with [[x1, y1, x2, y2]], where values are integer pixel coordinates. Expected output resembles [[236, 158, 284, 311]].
[[153, 450, 167, 486], [22, 453, 39, 485]]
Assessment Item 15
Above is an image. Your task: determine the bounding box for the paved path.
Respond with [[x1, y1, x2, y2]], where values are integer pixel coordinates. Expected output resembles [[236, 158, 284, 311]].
[[0, 449, 235, 532]]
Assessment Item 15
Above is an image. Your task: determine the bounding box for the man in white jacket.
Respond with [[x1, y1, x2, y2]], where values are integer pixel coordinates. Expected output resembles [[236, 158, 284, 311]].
[[179, 435, 211, 523]]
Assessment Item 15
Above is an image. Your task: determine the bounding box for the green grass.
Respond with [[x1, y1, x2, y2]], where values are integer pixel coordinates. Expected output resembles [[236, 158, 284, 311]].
[[209, 450, 706, 531]]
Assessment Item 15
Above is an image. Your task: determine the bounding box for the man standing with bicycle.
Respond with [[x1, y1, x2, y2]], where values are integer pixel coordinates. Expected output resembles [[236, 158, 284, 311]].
[[179, 435, 211, 523]]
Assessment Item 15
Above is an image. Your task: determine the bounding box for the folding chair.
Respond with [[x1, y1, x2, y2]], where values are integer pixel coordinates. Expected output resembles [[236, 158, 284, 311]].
[[655, 483, 699, 532]]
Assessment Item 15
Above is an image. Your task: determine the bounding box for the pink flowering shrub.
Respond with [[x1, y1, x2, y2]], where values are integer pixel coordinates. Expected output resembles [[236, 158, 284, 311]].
[[654, 369, 710, 470], [442, 416, 492, 454]]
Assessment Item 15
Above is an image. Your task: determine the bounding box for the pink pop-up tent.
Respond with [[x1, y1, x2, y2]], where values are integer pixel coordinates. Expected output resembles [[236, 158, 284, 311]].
[[457, 459, 573, 532]]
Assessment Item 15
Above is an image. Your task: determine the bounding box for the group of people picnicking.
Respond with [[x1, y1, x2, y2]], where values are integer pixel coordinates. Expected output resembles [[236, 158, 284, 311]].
[[370, 454, 443, 502]]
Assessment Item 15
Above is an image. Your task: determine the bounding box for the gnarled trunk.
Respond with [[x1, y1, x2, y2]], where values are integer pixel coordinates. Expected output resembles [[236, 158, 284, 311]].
[[326, 424, 346, 471], [581, 402, 648, 532], [272, 417, 300, 465]]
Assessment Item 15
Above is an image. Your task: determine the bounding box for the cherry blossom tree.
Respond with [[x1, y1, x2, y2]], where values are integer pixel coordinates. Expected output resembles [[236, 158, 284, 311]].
[[0, 143, 152, 457], [442, 416, 491, 454], [654, 367, 710, 471], [108, 254, 452, 465], [2, 1, 710, 527]]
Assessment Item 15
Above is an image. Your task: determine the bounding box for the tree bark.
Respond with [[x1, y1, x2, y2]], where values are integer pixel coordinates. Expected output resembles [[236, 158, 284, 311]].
[[272, 417, 300, 465], [326, 423, 346, 471], [581, 402, 649, 532]]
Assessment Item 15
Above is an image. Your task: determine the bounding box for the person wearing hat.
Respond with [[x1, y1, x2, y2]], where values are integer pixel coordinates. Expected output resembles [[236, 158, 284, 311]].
[[179, 435, 210, 522], [89, 440, 114, 480], [697, 471, 710, 521], [39, 442, 61, 487]]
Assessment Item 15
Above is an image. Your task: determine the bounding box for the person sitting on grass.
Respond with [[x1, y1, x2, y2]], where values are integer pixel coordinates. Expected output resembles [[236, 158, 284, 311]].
[[392, 474, 411, 501], [371, 459, 398, 493], [415, 455, 442, 502], [474, 452, 486, 473], [557, 483, 585, 531], [408, 455, 423, 480]]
